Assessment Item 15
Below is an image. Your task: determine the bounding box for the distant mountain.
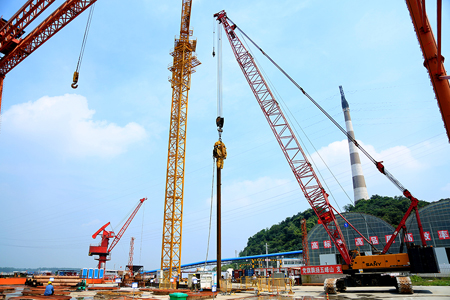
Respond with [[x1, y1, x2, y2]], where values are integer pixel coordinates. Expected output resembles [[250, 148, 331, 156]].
[[0, 267, 78, 273], [239, 194, 442, 257]]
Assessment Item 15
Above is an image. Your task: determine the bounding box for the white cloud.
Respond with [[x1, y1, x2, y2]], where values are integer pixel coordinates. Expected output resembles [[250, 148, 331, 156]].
[[311, 139, 423, 173], [3, 94, 147, 158]]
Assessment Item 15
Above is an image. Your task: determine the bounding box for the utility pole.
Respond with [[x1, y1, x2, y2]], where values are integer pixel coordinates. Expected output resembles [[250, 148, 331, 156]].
[[265, 243, 268, 268]]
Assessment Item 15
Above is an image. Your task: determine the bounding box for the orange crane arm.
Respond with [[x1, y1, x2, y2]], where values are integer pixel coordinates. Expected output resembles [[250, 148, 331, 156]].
[[0, 0, 56, 55], [0, 0, 97, 76], [405, 0, 450, 142]]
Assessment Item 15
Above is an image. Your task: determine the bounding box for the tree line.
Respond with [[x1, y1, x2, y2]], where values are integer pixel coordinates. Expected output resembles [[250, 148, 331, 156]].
[[239, 195, 448, 257]]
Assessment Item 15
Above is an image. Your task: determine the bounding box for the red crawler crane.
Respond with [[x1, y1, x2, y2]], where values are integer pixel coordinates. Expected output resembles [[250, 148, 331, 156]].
[[89, 198, 146, 269], [214, 10, 439, 294], [0, 0, 98, 114]]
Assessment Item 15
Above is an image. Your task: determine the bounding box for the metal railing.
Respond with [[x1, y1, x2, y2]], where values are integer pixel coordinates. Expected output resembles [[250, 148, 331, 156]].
[[219, 279, 232, 294], [158, 278, 176, 289], [220, 277, 292, 294]]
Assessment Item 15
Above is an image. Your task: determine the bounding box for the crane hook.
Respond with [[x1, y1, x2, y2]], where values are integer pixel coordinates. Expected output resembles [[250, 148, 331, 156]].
[[71, 71, 79, 89]]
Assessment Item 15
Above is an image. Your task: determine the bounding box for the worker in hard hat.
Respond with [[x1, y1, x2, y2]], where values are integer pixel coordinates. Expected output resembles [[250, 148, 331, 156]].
[[191, 274, 198, 292], [44, 281, 54, 296]]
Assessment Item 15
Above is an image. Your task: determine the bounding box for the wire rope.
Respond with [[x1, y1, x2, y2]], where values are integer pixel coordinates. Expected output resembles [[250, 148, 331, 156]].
[[238, 31, 346, 213], [203, 158, 216, 271], [235, 24, 388, 251], [75, 3, 95, 74], [71, 3, 95, 88], [227, 17, 412, 198], [139, 201, 145, 264]]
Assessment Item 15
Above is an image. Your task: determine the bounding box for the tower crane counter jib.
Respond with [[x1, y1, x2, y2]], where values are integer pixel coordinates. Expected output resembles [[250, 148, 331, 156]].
[[89, 197, 147, 270]]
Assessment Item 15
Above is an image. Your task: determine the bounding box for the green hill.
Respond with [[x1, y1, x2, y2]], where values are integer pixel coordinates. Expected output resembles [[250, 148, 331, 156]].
[[239, 194, 445, 257]]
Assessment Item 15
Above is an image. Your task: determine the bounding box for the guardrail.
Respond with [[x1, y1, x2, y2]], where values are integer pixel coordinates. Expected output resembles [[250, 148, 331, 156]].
[[219, 277, 293, 294]]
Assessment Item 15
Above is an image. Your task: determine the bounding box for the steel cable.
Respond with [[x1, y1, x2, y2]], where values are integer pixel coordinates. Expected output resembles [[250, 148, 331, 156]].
[[228, 17, 411, 197]]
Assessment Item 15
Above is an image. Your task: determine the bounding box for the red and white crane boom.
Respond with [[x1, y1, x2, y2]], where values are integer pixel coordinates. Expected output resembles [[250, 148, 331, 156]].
[[214, 10, 353, 265]]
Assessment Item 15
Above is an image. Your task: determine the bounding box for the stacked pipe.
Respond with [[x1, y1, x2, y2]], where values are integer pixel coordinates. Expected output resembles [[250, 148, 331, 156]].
[[32, 276, 81, 287]]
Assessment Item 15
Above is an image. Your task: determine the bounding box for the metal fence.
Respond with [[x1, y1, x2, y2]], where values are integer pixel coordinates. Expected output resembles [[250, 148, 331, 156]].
[[219, 279, 232, 294], [158, 278, 176, 289], [219, 277, 292, 294]]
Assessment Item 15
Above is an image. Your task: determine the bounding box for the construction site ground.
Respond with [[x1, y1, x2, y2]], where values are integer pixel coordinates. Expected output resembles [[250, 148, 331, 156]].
[[4, 284, 450, 300], [66, 285, 450, 300]]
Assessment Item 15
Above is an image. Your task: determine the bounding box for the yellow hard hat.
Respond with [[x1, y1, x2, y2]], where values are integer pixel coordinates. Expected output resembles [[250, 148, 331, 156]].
[[48, 281, 52, 284]]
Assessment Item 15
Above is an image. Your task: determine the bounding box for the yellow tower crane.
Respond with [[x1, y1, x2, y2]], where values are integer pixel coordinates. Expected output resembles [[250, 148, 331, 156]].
[[160, 0, 200, 287]]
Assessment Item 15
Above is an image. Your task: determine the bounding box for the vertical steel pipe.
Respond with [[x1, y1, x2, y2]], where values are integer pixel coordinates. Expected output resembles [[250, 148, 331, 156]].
[[216, 166, 222, 289]]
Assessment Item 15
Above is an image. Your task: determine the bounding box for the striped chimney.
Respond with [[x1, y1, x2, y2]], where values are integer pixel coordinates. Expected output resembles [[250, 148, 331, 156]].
[[340, 86, 369, 203]]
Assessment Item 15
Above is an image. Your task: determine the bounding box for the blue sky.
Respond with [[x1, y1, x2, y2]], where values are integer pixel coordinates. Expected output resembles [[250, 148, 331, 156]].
[[0, 0, 449, 271]]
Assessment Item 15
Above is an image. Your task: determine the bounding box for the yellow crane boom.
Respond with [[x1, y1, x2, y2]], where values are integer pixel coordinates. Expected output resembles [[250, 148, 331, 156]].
[[160, 0, 200, 287]]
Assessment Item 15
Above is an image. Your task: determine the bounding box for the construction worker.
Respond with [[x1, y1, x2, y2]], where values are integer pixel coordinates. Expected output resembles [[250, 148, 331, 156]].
[[289, 273, 295, 286], [44, 281, 54, 296], [252, 273, 257, 286], [191, 274, 198, 292]]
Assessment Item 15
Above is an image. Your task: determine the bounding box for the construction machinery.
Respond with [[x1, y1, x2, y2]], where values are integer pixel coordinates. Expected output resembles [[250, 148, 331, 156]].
[[89, 197, 147, 269], [0, 0, 98, 114], [214, 10, 439, 294], [160, 0, 200, 287]]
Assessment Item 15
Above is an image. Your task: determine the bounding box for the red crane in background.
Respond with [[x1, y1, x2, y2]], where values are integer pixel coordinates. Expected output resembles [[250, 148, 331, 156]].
[[0, 0, 97, 114], [405, 0, 450, 142], [127, 237, 135, 274], [89, 197, 146, 270]]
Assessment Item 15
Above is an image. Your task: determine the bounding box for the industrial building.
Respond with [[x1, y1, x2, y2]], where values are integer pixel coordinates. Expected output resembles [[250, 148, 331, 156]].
[[307, 212, 401, 266], [306, 202, 450, 271], [404, 199, 450, 267]]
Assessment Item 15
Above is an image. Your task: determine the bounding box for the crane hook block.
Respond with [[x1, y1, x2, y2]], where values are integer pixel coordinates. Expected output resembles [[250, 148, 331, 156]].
[[216, 116, 224, 129], [71, 71, 79, 89], [213, 140, 227, 169]]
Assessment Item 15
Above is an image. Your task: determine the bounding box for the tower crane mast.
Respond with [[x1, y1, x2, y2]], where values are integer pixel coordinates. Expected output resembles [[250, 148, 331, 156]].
[[0, 0, 98, 113], [160, 0, 200, 285]]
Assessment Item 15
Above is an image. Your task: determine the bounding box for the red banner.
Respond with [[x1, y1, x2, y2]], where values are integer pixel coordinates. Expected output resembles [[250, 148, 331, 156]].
[[369, 236, 379, 245], [438, 230, 450, 240], [300, 265, 343, 275]]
